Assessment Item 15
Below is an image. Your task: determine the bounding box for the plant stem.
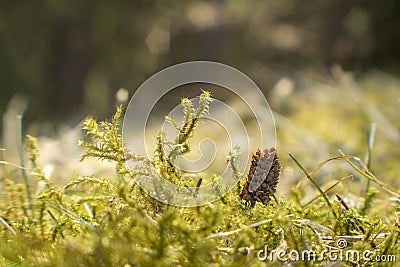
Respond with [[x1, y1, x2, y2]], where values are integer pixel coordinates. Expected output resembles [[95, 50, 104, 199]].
[[17, 115, 34, 220], [365, 123, 376, 195], [338, 150, 400, 197], [289, 153, 337, 219]]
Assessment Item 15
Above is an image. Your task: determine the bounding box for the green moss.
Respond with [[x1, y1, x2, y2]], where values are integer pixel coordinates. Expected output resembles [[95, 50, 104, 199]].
[[0, 91, 399, 266]]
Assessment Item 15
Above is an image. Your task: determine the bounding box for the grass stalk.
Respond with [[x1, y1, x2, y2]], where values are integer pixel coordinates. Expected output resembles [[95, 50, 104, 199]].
[[338, 150, 400, 198], [47, 210, 65, 238], [0, 215, 16, 236], [51, 204, 98, 233], [17, 115, 33, 220], [365, 123, 376, 195], [304, 175, 352, 206], [289, 153, 338, 219]]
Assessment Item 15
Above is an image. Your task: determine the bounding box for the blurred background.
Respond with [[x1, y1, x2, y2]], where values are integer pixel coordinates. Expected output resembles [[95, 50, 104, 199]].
[[1, 0, 399, 124], [0, 0, 399, 197]]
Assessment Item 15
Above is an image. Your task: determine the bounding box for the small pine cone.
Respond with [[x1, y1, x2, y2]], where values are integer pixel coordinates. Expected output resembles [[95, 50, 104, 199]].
[[239, 147, 281, 207]]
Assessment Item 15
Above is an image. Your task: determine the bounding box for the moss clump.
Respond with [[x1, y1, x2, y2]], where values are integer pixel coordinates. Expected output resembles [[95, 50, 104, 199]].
[[0, 92, 399, 266]]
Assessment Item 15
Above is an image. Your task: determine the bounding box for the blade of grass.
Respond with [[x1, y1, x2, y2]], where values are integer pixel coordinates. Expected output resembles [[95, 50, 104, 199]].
[[0, 160, 28, 170], [0, 215, 16, 236], [47, 210, 65, 239], [362, 123, 377, 215], [338, 149, 400, 198], [295, 155, 354, 189], [51, 204, 98, 233], [289, 153, 337, 219], [17, 115, 33, 220], [365, 123, 376, 196], [1, 149, 6, 182], [293, 218, 336, 237], [205, 214, 293, 240], [304, 175, 353, 206]]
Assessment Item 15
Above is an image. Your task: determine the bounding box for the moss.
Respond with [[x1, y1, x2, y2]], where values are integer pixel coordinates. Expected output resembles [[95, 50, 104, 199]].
[[0, 91, 399, 266]]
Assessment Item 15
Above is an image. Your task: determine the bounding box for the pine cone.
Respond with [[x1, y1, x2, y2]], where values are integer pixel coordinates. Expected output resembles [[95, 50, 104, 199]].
[[239, 147, 281, 207]]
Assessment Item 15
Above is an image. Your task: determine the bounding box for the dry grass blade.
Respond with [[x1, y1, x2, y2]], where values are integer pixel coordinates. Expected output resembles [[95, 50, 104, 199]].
[[338, 150, 400, 198], [51, 204, 98, 233], [205, 219, 272, 239], [0, 160, 28, 170], [0, 215, 16, 236], [304, 175, 353, 206], [295, 155, 354, 189], [294, 218, 336, 238], [320, 233, 389, 242], [205, 214, 294, 240], [290, 153, 338, 218]]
